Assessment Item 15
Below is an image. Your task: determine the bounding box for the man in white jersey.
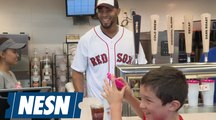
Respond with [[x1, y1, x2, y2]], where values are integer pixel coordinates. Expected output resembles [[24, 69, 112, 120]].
[[71, 0, 147, 119]]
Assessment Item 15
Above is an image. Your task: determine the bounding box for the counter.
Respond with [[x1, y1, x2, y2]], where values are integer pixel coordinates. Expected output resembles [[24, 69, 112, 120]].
[[61, 98, 216, 120], [62, 113, 216, 120], [179, 104, 216, 113]]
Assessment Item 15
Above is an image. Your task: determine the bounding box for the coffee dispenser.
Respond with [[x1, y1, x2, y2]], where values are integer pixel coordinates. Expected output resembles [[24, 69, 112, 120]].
[[41, 48, 52, 87], [30, 48, 41, 87], [178, 19, 216, 62]]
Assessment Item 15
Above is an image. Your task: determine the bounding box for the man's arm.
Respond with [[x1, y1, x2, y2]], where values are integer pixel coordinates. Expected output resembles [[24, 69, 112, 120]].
[[71, 70, 85, 92], [122, 79, 143, 118], [111, 77, 143, 119]]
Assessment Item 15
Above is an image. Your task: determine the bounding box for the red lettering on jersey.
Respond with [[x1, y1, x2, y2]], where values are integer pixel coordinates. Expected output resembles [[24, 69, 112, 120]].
[[117, 53, 132, 64], [96, 55, 102, 64], [123, 54, 128, 63], [126, 56, 132, 64], [90, 54, 108, 66], [90, 57, 97, 66], [117, 53, 123, 62], [101, 53, 108, 63]]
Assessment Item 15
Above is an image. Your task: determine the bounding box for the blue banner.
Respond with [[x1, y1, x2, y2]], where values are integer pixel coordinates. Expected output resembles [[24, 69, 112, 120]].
[[5, 92, 83, 119]]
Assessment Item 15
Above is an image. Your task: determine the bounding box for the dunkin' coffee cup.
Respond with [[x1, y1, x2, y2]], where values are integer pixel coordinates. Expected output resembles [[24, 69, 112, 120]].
[[187, 80, 199, 106], [201, 79, 215, 106], [90, 104, 104, 120]]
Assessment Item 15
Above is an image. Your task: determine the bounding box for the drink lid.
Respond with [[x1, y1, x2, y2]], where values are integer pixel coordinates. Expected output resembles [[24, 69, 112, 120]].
[[90, 104, 103, 108], [201, 79, 215, 83], [187, 80, 199, 84]]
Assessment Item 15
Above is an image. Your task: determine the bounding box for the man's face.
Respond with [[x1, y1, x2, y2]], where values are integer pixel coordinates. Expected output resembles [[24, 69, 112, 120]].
[[139, 85, 170, 120], [97, 6, 119, 29]]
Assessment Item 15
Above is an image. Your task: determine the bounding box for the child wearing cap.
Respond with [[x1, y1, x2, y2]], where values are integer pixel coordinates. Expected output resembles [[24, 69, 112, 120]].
[[102, 66, 188, 120], [0, 37, 26, 89]]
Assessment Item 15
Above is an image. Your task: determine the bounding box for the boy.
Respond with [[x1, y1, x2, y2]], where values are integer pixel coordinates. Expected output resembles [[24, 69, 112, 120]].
[[102, 66, 188, 120]]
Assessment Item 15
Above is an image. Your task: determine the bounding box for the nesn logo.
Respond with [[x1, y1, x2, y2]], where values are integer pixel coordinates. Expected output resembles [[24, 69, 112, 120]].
[[5, 92, 83, 118]]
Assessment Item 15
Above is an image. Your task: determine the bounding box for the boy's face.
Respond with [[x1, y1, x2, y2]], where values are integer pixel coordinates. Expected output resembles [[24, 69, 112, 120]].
[[139, 85, 171, 120]]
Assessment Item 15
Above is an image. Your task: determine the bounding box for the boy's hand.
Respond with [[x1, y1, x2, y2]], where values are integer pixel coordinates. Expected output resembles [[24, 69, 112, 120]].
[[116, 77, 134, 101], [102, 79, 126, 106], [107, 73, 125, 90]]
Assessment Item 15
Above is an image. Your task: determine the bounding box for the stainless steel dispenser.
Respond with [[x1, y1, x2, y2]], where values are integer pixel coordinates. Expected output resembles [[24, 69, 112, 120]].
[[140, 31, 181, 64]]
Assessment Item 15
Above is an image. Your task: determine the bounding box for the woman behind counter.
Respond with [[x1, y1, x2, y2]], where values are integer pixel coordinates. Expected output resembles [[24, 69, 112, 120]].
[[0, 37, 26, 89]]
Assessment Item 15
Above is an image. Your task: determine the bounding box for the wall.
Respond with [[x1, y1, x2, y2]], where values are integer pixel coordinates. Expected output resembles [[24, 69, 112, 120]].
[[0, 0, 99, 56], [0, 0, 216, 56], [119, 0, 216, 31]]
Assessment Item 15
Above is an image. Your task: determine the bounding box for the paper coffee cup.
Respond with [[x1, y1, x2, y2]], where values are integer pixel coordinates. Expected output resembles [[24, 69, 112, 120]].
[[65, 82, 75, 92], [187, 80, 199, 106], [201, 79, 215, 106]]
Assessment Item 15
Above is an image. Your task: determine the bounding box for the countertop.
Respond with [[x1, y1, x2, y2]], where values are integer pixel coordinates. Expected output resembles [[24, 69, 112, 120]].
[[62, 113, 216, 120], [62, 98, 216, 120]]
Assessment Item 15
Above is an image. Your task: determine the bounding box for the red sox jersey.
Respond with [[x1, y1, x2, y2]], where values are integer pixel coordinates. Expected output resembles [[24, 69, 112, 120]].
[[71, 25, 147, 102]]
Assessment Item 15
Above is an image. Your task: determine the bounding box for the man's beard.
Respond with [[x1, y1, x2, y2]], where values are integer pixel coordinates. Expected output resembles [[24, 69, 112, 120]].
[[99, 19, 114, 29]]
